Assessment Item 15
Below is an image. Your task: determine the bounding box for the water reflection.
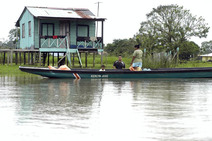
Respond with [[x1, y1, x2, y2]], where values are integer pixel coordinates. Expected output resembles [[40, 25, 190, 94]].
[[129, 79, 212, 141], [0, 76, 212, 141], [15, 78, 107, 130]]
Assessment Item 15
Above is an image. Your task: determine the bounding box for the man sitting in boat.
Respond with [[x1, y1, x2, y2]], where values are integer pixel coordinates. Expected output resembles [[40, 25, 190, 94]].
[[130, 45, 143, 71], [99, 65, 106, 71], [113, 55, 125, 69]]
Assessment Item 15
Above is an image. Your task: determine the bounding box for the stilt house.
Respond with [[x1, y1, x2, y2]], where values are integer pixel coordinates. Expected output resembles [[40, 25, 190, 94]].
[[15, 6, 105, 67]]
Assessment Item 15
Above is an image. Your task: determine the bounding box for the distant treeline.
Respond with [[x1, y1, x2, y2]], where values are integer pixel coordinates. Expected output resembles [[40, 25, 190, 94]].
[[105, 4, 212, 61]]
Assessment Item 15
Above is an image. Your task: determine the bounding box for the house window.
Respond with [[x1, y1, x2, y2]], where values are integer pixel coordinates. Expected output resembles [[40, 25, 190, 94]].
[[41, 23, 54, 36], [22, 23, 25, 38], [77, 25, 89, 37], [28, 21, 31, 37]]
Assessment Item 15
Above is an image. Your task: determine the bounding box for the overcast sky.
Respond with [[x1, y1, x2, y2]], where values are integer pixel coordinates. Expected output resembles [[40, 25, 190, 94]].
[[0, 0, 212, 45]]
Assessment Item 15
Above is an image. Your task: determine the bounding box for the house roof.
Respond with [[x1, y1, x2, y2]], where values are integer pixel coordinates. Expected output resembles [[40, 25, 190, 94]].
[[16, 6, 105, 26], [199, 53, 212, 57]]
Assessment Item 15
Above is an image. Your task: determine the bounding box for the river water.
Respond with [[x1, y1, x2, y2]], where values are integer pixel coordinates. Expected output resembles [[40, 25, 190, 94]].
[[0, 75, 212, 141]]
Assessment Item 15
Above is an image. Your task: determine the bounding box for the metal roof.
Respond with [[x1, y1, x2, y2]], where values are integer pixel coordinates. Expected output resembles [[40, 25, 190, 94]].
[[199, 53, 212, 57], [27, 6, 95, 18], [16, 6, 105, 26]]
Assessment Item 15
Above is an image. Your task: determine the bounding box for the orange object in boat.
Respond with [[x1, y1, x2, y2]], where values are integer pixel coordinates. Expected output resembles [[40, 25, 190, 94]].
[[129, 66, 135, 71]]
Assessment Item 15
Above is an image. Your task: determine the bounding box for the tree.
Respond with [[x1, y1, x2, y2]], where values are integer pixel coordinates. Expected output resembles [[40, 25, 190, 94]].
[[105, 38, 136, 56], [8, 28, 20, 44], [201, 41, 212, 54], [179, 41, 199, 60], [136, 4, 209, 55], [1, 28, 21, 48]]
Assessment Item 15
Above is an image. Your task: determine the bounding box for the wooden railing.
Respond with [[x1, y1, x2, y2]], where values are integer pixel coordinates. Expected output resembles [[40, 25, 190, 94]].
[[76, 37, 103, 49], [40, 36, 68, 48], [40, 36, 103, 49]]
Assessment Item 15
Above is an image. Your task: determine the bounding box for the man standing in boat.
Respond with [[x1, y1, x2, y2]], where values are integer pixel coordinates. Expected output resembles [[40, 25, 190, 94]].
[[113, 55, 125, 69], [130, 45, 143, 71]]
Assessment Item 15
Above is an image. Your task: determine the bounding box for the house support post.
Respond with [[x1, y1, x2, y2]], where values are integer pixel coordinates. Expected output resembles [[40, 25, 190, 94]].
[[85, 52, 88, 68], [15, 52, 18, 65], [24, 52, 26, 65], [28, 52, 30, 65], [93, 52, 95, 67], [10, 50, 13, 65], [19, 52, 21, 65], [30, 52, 33, 65], [3, 52, 6, 65], [47, 53, 50, 66], [101, 20, 104, 65], [73, 53, 75, 66], [7, 51, 10, 65], [39, 52, 41, 66], [57, 53, 59, 67], [52, 53, 54, 66], [32, 52, 35, 65]]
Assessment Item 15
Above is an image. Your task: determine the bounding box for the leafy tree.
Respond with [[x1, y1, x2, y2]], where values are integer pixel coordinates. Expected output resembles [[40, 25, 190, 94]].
[[8, 28, 20, 44], [105, 38, 136, 56], [136, 4, 209, 55], [0, 28, 21, 48], [179, 41, 199, 60], [201, 41, 212, 54]]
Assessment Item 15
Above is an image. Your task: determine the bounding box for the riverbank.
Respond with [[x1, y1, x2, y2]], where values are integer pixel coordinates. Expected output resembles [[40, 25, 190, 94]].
[[0, 61, 212, 76]]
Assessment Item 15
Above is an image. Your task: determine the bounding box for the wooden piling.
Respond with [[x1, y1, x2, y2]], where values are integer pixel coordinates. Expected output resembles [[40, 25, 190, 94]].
[[47, 53, 49, 66], [24, 52, 26, 65], [85, 52, 88, 68], [15, 52, 18, 65], [73, 53, 75, 66], [0, 49, 98, 67], [31, 52, 34, 64], [7, 51, 10, 65], [52, 53, 54, 66], [3, 52, 6, 65], [10, 50, 13, 65], [93, 52, 95, 67], [28, 52, 30, 64], [57, 53, 59, 67], [19, 52, 22, 65], [39, 51, 41, 66]]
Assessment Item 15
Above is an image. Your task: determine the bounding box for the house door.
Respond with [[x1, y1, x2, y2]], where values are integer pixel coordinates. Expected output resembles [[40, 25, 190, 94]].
[[60, 21, 70, 48]]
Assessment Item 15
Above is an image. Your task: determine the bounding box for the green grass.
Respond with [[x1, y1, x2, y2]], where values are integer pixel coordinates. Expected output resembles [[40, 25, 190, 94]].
[[176, 61, 212, 68], [1, 54, 212, 76], [0, 65, 36, 76]]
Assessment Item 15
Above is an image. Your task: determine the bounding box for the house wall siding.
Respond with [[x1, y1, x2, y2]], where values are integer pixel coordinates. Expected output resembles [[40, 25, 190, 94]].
[[202, 56, 212, 61], [20, 9, 34, 49], [20, 13, 96, 48]]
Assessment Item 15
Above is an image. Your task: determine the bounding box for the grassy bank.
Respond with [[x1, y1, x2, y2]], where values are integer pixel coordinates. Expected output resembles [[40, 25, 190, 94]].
[[0, 55, 212, 76], [176, 61, 212, 68], [0, 65, 33, 76]]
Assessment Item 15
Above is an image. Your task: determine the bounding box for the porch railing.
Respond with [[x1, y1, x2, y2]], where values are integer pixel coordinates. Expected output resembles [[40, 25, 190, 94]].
[[40, 36, 103, 49], [76, 37, 103, 49], [40, 36, 68, 48]]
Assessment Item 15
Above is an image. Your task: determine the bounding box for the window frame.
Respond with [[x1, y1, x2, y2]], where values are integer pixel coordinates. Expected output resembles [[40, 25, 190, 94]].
[[77, 24, 89, 37], [41, 23, 55, 36], [22, 23, 25, 38], [28, 21, 31, 37]]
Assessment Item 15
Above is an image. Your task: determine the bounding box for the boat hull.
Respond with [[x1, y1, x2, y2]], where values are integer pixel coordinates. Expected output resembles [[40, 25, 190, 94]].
[[19, 66, 212, 79]]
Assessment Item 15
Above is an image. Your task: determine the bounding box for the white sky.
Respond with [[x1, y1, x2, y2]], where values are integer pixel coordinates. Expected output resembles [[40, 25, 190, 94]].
[[0, 0, 212, 45]]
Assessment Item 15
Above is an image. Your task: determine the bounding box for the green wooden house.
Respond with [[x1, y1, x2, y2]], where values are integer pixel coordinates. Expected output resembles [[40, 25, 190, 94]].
[[15, 6, 105, 66]]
